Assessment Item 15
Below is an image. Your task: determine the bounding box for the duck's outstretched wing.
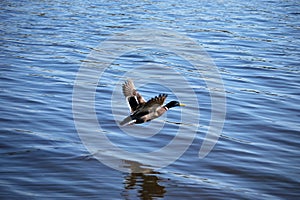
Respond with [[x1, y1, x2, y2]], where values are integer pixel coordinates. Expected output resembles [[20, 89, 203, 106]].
[[122, 79, 146, 113], [139, 94, 168, 112]]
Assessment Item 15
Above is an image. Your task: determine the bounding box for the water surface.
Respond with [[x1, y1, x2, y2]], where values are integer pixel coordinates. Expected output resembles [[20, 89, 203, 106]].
[[1, 0, 299, 199]]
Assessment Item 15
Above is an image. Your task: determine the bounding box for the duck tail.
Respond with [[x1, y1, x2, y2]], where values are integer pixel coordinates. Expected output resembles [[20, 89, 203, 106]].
[[119, 115, 136, 126]]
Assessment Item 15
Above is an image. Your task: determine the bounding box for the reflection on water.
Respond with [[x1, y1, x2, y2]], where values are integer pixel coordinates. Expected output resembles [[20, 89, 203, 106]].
[[123, 160, 166, 200]]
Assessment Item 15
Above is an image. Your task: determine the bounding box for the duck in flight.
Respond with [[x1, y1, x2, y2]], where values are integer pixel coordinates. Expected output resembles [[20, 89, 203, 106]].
[[120, 79, 185, 126]]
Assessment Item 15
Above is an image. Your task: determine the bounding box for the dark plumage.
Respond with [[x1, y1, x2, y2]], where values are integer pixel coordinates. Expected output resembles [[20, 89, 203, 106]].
[[120, 79, 185, 126]]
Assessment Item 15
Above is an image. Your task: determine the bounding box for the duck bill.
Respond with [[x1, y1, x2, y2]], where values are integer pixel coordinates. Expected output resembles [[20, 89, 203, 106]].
[[179, 103, 186, 107]]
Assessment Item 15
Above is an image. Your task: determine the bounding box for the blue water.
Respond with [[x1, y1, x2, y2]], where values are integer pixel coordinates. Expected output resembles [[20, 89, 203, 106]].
[[1, 0, 299, 199]]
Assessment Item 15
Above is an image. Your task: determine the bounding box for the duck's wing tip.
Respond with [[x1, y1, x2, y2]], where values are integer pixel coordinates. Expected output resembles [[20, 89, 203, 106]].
[[122, 79, 136, 98]]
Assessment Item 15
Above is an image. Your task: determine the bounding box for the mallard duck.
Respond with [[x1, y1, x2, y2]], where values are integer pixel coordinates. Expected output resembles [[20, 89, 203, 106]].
[[120, 79, 185, 126]]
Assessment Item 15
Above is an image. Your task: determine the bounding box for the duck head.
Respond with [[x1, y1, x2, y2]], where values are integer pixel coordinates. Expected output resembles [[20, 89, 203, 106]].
[[165, 101, 186, 109]]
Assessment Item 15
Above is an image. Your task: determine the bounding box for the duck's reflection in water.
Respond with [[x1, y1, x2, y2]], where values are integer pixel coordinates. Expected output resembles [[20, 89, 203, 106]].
[[122, 160, 166, 200]]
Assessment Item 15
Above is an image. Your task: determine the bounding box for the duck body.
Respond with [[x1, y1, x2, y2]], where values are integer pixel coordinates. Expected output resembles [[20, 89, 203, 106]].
[[120, 79, 184, 126]]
